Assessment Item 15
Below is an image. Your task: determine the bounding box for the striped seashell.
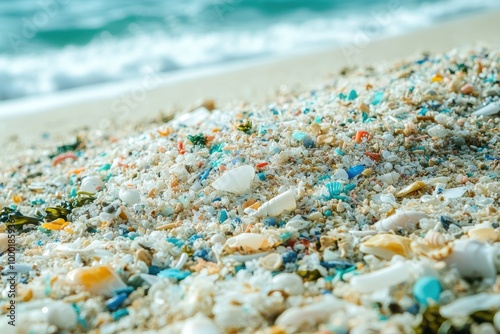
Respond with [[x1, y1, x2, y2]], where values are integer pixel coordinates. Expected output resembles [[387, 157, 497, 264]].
[[424, 230, 447, 247], [410, 239, 453, 261]]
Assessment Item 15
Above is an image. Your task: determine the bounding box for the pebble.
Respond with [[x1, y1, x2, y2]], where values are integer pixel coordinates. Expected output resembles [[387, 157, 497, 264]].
[[461, 83, 474, 94], [119, 188, 141, 205]]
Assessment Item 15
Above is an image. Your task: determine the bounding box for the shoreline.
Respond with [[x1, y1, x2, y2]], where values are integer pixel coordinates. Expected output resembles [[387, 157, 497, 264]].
[[1, 10, 500, 149]]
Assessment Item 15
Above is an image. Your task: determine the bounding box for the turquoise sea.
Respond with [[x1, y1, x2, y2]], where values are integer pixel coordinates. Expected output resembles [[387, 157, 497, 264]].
[[0, 0, 498, 101]]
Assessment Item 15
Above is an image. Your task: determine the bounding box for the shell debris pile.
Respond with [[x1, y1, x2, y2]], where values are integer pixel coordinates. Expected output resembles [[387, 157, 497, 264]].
[[1, 46, 500, 333]]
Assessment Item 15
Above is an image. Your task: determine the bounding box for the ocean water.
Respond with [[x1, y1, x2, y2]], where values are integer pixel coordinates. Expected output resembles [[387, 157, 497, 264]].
[[0, 0, 498, 101]]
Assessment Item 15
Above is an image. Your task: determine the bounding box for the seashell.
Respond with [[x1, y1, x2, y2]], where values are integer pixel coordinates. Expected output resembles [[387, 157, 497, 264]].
[[182, 314, 220, 334], [80, 176, 104, 194], [351, 261, 409, 293], [15, 299, 77, 330], [253, 190, 296, 217], [444, 239, 498, 282], [260, 253, 283, 271], [411, 240, 453, 261], [0, 233, 8, 254], [119, 188, 141, 205], [374, 211, 427, 232], [467, 222, 499, 243], [441, 187, 467, 199], [66, 265, 126, 296], [225, 233, 270, 251], [324, 181, 342, 199], [472, 102, 500, 117], [403, 121, 418, 136], [424, 230, 447, 247], [424, 176, 451, 186], [275, 296, 344, 328], [285, 216, 310, 230], [56, 239, 113, 257], [271, 273, 304, 296], [333, 168, 349, 180], [440, 293, 500, 318], [395, 181, 426, 197], [135, 248, 152, 266], [210, 234, 226, 245], [359, 234, 412, 260], [212, 165, 255, 194]]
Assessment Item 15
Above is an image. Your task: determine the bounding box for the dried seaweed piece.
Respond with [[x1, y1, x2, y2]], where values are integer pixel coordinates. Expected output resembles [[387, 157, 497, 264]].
[[187, 134, 207, 147], [0, 207, 41, 230], [48, 136, 84, 158], [237, 121, 253, 134], [44, 206, 71, 221]]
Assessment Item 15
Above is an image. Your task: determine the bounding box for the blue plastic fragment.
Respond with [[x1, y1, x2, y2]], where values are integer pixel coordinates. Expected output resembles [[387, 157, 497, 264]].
[[338, 92, 347, 100], [194, 248, 210, 261], [302, 138, 315, 148], [320, 260, 354, 269], [371, 91, 384, 105], [106, 293, 127, 311], [413, 276, 441, 306], [98, 164, 111, 171], [292, 131, 307, 141], [282, 252, 297, 264], [114, 287, 134, 296], [258, 172, 267, 181], [200, 168, 211, 181], [334, 147, 344, 156], [418, 107, 428, 115], [188, 234, 202, 243], [324, 182, 342, 200], [148, 266, 162, 275], [219, 210, 228, 223], [166, 238, 184, 247], [323, 209, 333, 217], [348, 90, 358, 101], [112, 309, 129, 321], [263, 217, 277, 226], [343, 184, 356, 192], [485, 154, 500, 161], [346, 165, 365, 179], [157, 268, 191, 280]]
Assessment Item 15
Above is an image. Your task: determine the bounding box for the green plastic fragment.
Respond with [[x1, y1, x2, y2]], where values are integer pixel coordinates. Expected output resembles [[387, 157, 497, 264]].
[[187, 134, 207, 146], [348, 89, 358, 100], [98, 163, 111, 171], [371, 91, 384, 105], [237, 121, 253, 134]]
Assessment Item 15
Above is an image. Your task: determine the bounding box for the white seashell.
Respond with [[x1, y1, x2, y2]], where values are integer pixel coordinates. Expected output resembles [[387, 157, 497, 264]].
[[472, 102, 500, 116], [176, 107, 210, 126], [445, 239, 498, 282], [350, 261, 409, 293], [0, 233, 8, 254], [119, 188, 141, 205], [80, 176, 104, 194], [424, 230, 447, 247], [182, 314, 220, 334], [212, 165, 255, 194], [440, 293, 500, 318], [285, 215, 310, 230], [441, 187, 467, 199], [260, 253, 283, 271], [253, 190, 296, 217], [228, 252, 269, 262], [276, 296, 344, 327], [271, 273, 304, 295], [16, 299, 77, 330], [374, 211, 427, 232], [225, 233, 269, 251], [359, 234, 413, 260], [333, 168, 349, 180]]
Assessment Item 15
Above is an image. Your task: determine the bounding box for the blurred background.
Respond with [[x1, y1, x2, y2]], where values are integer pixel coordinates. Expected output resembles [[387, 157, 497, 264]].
[[1, 0, 499, 102]]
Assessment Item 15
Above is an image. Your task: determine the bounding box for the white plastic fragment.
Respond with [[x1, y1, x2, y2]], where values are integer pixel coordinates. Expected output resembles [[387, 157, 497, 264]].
[[225, 233, 269, 251], [444, 239, 499, 283], [212, 165, 255, 194], [16, 299, 77, 330], [373, 211, 427, 232], [285, 215, 310, 230], [333, 169, 349, 180], [350, 261, 410, 293], [441, 187, 467, 199], [472, 102, 500, 116], [427, 124, 448, 138], [253, 189, 296, 217], [275, 296, 343, 327], [440, 293, 500, 318], [176, 107, 210, 126]]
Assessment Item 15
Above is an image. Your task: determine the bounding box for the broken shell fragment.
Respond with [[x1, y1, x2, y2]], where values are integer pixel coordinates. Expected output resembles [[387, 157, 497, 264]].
[[271, 273, 304, 296], [351, 261, 409, 293], [253, 190, 296, 217], [275, 296, 343, 328], [374, 211, 427, 232], [212, 165, 255, 194], [395, 181, 427, 197], [260, 253, 283, 271], [80, 176, 104, 194], [359, 234, 413, 260], [472, 102, 500, 117], [225, 233, 270, 251], [0, 233, 8, 254], [66, 265, 126, 296], [467, 222, 499, 243]]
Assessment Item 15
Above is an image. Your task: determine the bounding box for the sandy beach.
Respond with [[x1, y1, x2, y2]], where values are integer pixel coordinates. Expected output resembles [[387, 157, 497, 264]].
[[1, 10, 500, 153], [1, 7, 500, 334]]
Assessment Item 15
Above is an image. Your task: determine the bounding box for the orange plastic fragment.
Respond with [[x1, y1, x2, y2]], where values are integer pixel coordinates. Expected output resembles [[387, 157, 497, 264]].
[[364, 152, 381, 161], [67, 167, 85, 176], [52, 152, 77, 166], [157, 128, 171, 137], [177, 142, 186, 155], [256, 162, 268, 169], [353, 130, 370, 144]]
